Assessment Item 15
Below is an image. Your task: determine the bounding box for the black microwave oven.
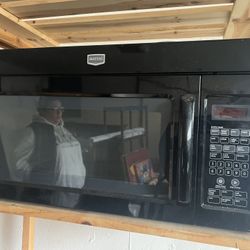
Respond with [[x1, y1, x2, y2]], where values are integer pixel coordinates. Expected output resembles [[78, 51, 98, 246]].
[[0, 39, 250, 232]]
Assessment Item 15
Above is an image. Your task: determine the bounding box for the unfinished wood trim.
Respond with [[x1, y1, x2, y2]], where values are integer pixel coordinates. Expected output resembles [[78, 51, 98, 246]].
[[0, 0, 232, 9], [24, 3, 233, 26], [0, 26, 34, 48], [224, 0, 250, 38], [1, 0, 75, 8], [59, 36, 224, 47], [22, 216, 35, 250], [0, 6, 59, 46], [0, 200, 249, 250]]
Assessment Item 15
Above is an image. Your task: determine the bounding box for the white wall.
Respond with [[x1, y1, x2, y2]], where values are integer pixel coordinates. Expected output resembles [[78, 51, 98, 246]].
[[0, 213, 238, 250]]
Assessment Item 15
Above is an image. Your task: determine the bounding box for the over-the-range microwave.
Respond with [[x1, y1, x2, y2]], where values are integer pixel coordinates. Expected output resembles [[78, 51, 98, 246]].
[[0, 39, 250, 232]]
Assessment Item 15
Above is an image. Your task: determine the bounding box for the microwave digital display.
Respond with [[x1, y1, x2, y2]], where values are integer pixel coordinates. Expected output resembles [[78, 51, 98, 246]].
[[212, 105, 249, 121]]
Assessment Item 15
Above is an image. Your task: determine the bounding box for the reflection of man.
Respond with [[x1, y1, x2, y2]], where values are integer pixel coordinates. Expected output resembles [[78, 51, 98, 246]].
[[14, 97, 86, 207]]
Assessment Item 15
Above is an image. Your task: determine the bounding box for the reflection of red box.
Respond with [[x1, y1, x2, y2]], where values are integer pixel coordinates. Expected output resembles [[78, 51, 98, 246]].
[[123, 148, 155, 184]]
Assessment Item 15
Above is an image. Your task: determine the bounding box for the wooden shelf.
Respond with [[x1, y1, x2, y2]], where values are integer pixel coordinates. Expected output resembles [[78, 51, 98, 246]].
[[0, 200, 250, 250]]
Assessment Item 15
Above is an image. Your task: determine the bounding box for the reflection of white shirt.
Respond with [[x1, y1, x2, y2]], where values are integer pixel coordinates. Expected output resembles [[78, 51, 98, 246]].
[[14, 115, 86, 207], [55, 141, 85, 188]]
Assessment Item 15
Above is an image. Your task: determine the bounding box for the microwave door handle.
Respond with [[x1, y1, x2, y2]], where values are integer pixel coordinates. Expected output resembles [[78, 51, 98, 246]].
[[177, 94, 195, 204]]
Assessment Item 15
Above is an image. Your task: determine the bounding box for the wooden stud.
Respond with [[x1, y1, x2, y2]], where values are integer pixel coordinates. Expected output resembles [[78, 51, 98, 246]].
[[0, 6, 59, 46], [224, 0, 250, 39], [22, 216, 35, 250], [0, 26, 34, 48]]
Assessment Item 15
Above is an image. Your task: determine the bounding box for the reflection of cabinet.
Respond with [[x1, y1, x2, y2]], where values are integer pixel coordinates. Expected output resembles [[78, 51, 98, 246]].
[[103, 105, 148, 154], [89, 105, 148, 181]]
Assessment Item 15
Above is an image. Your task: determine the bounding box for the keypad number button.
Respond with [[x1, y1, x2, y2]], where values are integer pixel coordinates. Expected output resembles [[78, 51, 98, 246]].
[[225, 169, 232, 176], [209, 168, 216, 175], [225, 161, 232, 168], [217, 168, 224, 176], [241, 163, 249, 170], [241, 171, 249, 178]]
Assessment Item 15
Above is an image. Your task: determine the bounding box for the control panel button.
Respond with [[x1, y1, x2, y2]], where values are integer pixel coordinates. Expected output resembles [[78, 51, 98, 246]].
[[240, 138, 250, 145], [231, 178, 240, 187], [233, 162, 240, 169], [207, 196, 220, 205], [240, 130, 250, 137], [241, 171, 249, 178], [210, 136, 219, 143], [230, 129, 240, 137], [221, 129, 229, 136], [236, 146, 250, 154], [235, 199, 248, 208], [221, 137, 229, 144], [230, 138, 239, 145], [217, 168, 224, 176], [223, 145, 236, 153], [221, 198, 233, 206], [217, 161, 224, 167], [223, 153, 235, 161], [210, 152, 222, 160], [208, 188, 220, 196], [209, 168, 216, 175], [217, 177, 225, 185], [221, 190, 233, 197], [225, 161, 232, 168], [235, 191, 248, 199], [236, 154, 249, 162], [241, 163, 249, 170], [225, 169, 232, 176], [209, 160, 216, 167], [210, 144, 222, 152], [211, 129, 220, 136], [233, 170, 240, 177]]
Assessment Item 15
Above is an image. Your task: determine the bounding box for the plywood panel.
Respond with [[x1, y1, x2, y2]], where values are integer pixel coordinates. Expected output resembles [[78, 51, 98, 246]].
[[25, 4, 232, 27], [38, 12, 227, 43], [2, 0, 234, 18]]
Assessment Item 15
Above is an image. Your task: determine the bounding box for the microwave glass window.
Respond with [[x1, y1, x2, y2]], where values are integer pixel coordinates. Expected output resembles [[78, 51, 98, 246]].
[[212, 105, 250, 121], [0, 95, 172, 200]]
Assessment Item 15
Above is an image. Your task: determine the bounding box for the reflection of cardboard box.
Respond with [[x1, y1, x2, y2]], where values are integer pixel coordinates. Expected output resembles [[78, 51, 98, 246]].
[[133, 159, 154, 184], [123, 148, 155, 184]]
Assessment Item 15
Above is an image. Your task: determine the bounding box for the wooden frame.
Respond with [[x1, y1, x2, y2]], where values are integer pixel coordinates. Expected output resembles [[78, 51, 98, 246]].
[[0, 200, 249, 250], [1, 0, 250, 48]]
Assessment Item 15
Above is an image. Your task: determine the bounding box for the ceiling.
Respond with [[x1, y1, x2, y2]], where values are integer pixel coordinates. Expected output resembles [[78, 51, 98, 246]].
[[0, 0, 249, 48]]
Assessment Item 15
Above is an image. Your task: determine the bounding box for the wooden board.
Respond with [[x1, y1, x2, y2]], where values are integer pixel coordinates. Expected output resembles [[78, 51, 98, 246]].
[[0, 200, 249, 250]]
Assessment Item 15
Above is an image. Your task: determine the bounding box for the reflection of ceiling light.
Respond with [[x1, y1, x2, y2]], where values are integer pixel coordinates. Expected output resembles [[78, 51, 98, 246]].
[[0, 47, 3, 50]]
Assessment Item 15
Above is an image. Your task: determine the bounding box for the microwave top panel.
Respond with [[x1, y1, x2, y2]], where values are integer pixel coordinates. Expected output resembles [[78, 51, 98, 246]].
[[0, 39, 250, 75]]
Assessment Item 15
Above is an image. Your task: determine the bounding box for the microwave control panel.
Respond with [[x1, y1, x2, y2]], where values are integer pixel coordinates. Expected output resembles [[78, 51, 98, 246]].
[[203, 102, 250, 213]]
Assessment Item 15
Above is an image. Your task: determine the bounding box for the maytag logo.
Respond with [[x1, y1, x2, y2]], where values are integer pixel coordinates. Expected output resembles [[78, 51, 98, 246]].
[[87, 54, 106, 66]]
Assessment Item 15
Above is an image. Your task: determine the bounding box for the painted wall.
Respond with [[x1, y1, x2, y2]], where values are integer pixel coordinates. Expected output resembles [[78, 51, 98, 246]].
[[0, 213, 238, 250]]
